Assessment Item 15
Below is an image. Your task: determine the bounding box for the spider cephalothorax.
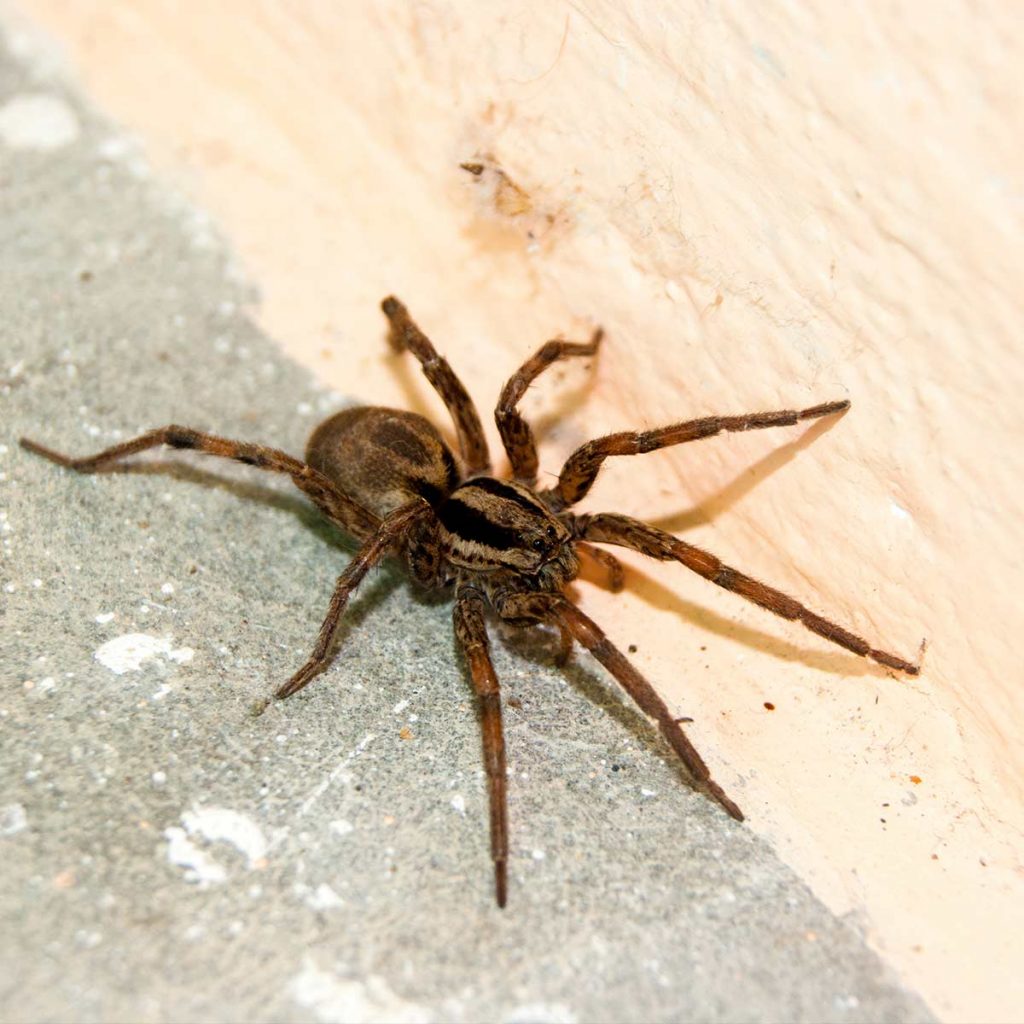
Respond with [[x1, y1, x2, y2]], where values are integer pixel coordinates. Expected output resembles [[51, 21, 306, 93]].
[[21, 295, 920, 907]]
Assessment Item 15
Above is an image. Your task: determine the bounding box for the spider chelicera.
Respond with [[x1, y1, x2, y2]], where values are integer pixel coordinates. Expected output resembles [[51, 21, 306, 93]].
[[21, 297, 920, 907]]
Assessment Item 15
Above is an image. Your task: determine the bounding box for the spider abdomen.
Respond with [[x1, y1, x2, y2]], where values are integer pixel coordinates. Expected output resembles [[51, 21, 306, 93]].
[[306, 406, 459, 521]]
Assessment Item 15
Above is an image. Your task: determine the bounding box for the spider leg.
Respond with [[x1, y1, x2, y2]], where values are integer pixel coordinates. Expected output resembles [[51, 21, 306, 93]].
[[545, 400, 849, 510], [551, 596, 743, 820], [19, 427, 379, 538], [553, 621, 574, 667], [276, 500, 431, 699], [495, 329, 603, 485], [381, 296, 492, 476], [495, 591, 743, 821], [453, 584, 509, 908], [576, 512, 920, 675], [577, 540, 626, 591]]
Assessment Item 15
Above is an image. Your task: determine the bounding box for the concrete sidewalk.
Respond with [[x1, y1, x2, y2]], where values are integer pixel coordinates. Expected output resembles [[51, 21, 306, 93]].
[[0, 27, 933, 1024]]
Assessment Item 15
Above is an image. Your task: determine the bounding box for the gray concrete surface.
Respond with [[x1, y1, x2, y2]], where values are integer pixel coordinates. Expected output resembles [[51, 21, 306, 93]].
[[0, 29, 935, 1024]]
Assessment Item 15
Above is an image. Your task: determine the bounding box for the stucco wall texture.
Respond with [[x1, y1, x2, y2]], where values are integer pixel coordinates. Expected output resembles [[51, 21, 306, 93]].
[[13, 3, 1024, 1021]]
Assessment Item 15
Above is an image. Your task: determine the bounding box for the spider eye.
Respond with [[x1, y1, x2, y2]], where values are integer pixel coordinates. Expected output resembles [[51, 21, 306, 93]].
[[546, 525, 558, 539], [531, 537, 547, 552]]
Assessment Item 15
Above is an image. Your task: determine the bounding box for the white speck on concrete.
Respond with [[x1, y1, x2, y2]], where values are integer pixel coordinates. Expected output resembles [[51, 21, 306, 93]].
[[392, 698, 410, 715], [450, 794, 466, 815], [531, 849, 546, 861], [152, 771, 167, 787], [641, 788, 657, 798], [0, 803, 28, 836], [329, 819, 354, 837], [164, 826, 227, 886], [181, 806, 268, 867], [74, 929, 103, 949], [296, 881, 345, 911], [0, 93, 80, 151], [290, 961, 433, 1024], [160, 582, 175, 595], [164, 806, 267, 885], [94, 633, 194, 674], [94, 612, 115, 624]]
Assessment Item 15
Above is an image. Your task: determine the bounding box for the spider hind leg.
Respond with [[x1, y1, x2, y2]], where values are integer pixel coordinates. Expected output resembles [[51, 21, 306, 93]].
[[495, 590, 744, 822]]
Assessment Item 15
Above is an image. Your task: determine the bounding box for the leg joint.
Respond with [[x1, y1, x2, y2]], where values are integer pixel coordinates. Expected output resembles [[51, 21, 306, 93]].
[[166, 426, 200, 449]]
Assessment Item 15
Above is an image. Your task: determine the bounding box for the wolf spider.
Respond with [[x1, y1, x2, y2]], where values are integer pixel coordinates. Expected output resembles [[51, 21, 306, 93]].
[[21, 297, 920, 907]]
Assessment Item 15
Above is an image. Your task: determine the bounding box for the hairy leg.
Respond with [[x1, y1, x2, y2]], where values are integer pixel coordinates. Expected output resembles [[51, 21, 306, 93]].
[[495, 591, 743, 821], [276, 500, 431, 698], [19, 426, 379, 538], [577, 512, 920, 674], [381, 296, 491, 476], [546, 400, 849, 510], [454, 584, 509, 907], [577, 540, 625, 591], [495, 329, 602, 484]]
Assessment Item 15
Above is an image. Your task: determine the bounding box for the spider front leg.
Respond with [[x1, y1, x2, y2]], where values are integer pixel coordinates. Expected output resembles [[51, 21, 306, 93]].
[[381, 296, 492, 476], [453, 584, 509, 907], [495, 329, 603, 485], [577, 541, 626, 591], [575, 513, 920, 675], [495, 591, 744, 822], [545, 400, 849, 510], [277, 500, 431, 699], [19, 426, 379, 538]]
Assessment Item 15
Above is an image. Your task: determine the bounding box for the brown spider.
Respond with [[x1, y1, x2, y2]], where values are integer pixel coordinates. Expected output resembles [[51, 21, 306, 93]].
[[20, 297, 920, 907]]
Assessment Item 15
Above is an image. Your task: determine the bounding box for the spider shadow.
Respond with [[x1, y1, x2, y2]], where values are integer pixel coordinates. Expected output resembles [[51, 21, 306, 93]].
[[614, 567, 885, 678], [387, 349, 454, 431], [97, 456, 436, 622], [496, 622, 716, 805], [576, 410, 889, 676], [90, 453, 457, 626], [93, 458, 357, 554], [649, 405, 845, 533], [517, 349, 603, 447]]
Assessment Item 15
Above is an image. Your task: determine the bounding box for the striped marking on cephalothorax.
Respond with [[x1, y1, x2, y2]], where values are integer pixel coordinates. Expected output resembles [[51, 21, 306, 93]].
[[437, 477, 569, 570]]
